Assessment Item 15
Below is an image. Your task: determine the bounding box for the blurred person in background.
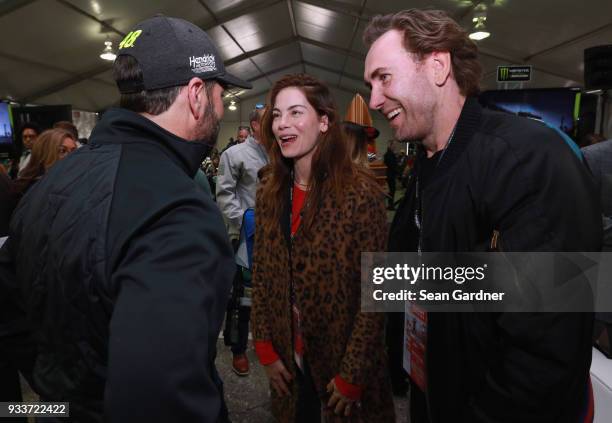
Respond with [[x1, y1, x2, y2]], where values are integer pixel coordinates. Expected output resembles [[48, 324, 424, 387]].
[[13, 122, 41, 178], [217, 108, 268, 376], [0, 169, 30, 421], [222, 126, 250, 153], [12, 128, 76, 199], [383, 140, 399, 210], [201, 148, 220, 198], [236, 126, 249, 143], [582, 138, 612, 248], [582, 137, 612, 368], [0, 127, 58, 421], [53, 120, 80, 147], [0, 172, 15, 238], [341, 121, 379, 167], [584, 132, 605, 146]]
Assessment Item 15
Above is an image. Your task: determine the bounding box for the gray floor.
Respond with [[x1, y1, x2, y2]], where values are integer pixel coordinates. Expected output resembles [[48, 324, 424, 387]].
[[217, 340, 274, 422], [217, 340, 408, 423], [21, 338, 407, 422]]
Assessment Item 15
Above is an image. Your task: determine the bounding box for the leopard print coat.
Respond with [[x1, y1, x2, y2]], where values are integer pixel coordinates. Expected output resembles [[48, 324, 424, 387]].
[[252, 178, 395, 422]]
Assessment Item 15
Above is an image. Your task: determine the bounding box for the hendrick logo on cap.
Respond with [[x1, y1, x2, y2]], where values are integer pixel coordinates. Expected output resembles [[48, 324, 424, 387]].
[[190, 54, 217, 74]]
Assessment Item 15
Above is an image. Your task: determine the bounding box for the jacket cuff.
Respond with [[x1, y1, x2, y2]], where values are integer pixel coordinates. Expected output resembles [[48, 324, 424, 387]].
[[334, 375, 363, 401], [254, 340, 280, 366]]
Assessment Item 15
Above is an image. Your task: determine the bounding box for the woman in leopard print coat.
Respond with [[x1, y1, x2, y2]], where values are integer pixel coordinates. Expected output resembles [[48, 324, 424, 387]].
[[252, 74, 395, 423]]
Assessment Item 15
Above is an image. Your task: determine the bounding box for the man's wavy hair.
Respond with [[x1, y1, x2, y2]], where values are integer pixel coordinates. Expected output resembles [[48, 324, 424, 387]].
[[363, 9, 482, 97], [258, 74, 378, 236]]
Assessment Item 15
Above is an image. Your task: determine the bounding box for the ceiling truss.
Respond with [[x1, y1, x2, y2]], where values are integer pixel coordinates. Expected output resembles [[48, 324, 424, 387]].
[[0, 0, 604, 111]]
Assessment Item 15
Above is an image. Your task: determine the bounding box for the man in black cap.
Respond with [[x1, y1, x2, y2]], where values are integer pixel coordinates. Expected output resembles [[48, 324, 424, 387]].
[[0, 16, 251, 422]]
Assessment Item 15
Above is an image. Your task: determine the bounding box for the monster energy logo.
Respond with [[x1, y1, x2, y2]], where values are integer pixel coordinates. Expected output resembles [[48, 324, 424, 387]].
[[497, 66, 531, 82], [499, 67, 509, 80]]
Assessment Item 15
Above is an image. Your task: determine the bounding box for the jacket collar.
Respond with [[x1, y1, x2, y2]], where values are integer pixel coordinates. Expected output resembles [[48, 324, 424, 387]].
[[245, 136, 257, 147], [415, 97, 482, 179], [245, 136, 269, 164], [90, 108, 210, 178]]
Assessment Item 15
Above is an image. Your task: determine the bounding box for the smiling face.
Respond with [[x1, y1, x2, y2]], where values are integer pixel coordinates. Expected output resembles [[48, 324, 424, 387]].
[[364, 29, 437, 142], [271, 86, 328, 167]]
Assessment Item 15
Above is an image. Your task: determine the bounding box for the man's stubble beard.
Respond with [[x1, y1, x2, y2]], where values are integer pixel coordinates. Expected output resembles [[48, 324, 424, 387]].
[[395, 93, 436, 144], [392, 65, 438, 144], [196, 102, 220, 147]]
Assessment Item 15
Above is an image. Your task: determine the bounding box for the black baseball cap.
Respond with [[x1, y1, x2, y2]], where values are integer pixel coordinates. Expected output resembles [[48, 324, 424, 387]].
[[116, 15, 252, 93]]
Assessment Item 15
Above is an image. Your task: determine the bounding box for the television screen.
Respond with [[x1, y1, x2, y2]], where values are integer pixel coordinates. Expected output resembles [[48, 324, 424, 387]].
[[479, 88, 580, 141], [0, 102, 12, 145], [11, 105, 72, 135]]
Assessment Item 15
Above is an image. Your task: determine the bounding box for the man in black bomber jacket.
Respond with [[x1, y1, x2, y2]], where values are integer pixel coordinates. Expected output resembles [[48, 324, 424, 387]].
[[363, 9, 602, 423], [0, 16, 252, 422]]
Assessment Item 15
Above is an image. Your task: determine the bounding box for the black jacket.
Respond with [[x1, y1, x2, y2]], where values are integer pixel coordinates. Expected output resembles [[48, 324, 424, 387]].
[[390, 98, 602, 423], [0, 109, 234, 422], [384, 148, 399, 177], [0, 173, 16, 236]]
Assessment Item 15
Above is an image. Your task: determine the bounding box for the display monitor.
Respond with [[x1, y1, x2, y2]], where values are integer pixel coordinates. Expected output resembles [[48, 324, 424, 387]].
[[11, 105, 72, 137], [479, 88, 581, 141], [0, 102, 13, 145]]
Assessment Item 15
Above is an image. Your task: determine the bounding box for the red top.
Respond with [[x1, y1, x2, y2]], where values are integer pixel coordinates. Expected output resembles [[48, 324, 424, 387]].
[[254, 183, 362, 400], [254, 340, 280, 365], [291, 184, 307, 236]]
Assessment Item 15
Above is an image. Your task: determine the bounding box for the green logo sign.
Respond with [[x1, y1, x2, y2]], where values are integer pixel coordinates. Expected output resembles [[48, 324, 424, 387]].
[[499, 67, 509, 80], [119, 30, 142, 49], [497, 66, 531, 82]]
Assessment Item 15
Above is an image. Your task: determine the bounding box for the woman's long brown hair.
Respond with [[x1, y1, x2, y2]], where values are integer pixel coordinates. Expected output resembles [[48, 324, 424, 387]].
[[13, 128, 73, 195], [258, 74, 378, 236]]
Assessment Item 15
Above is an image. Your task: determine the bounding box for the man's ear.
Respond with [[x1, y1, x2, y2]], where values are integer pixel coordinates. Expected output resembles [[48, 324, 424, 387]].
[[187, 77, 206, 120], [319, 115, 329, 133], [430, 51, 452, 87]]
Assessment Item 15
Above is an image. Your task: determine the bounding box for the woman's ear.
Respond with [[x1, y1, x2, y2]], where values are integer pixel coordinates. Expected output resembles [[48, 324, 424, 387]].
[[319, 115, 329, 133]]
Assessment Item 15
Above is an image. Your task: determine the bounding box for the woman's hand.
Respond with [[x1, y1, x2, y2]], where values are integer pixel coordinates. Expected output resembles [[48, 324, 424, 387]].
[[326, 379, 360, 417], [264, 360, 293, 397]]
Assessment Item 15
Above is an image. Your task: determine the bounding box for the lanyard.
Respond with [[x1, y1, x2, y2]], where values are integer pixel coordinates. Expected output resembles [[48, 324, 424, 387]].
[[414, 125, 457, 255], [288, 170, 305, 304], [288, 175, 296, 305]]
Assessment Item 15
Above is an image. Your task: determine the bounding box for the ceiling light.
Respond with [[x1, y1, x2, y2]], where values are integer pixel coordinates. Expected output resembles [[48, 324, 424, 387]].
[[100, 40, 116, 61], [469, 23, 490, 40], [469, 3, 491, 41], [228, 100, 237, 111]]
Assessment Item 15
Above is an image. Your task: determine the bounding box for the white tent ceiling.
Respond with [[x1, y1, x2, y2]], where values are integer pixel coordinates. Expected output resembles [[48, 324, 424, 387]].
[[0, 0, 610, 112]]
